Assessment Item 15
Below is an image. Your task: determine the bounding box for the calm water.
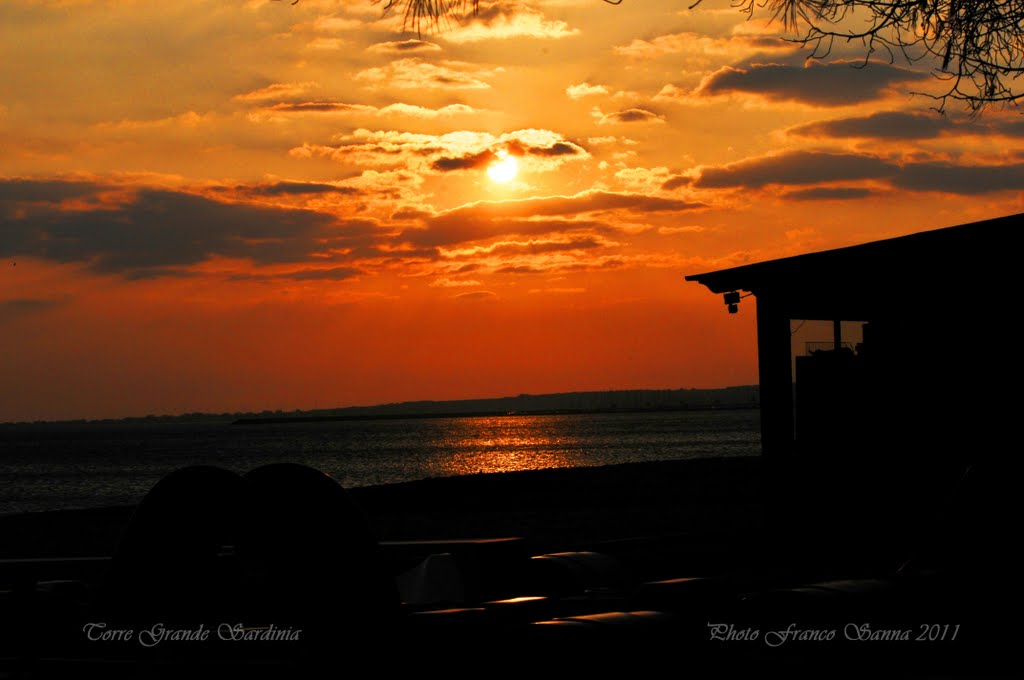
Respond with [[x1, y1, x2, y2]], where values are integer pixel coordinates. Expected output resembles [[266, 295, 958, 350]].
[[0, 410, 760, 514]]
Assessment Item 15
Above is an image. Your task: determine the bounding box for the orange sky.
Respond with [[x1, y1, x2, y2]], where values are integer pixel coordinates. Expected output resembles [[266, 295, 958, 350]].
[[2, 0, 1021, 421]]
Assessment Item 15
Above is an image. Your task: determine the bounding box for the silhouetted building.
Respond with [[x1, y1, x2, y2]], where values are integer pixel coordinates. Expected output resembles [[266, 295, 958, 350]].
[[686, 214, 1023, 613], [686, 213, 1020, 466]]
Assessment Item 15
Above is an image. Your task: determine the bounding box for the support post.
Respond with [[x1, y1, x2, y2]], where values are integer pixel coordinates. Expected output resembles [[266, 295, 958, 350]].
[[756, 294, 794, 459]]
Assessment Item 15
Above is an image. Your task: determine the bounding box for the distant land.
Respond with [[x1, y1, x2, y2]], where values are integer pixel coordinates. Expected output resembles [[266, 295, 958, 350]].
[[1, 386, 759, 427]]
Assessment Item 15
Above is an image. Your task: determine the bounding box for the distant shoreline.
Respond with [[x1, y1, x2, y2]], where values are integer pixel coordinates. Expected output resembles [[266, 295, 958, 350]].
[[0, 385, 759, 427], [232, 403, 759, 425]]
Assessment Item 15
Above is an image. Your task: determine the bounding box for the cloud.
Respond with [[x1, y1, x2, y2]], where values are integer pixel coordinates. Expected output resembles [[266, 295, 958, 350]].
[[652, 84, 690, 104], [788, 111, 971, 139], [233, 82, 319, 102], [614, 166, 673, 193], [441, 236, 611, 258], [311, 15, 366, 32], [893, 162, 1024, 194], [657, 225, 705, 235], [694, 60, 925, 106], [614, 32, 791, 60], [264, 101, 377, 114], [355, 59, 499, 90], [0, 178, 103, 203], [440, 2, 578, 44], [294, 128, 587, 175], [431, 149, 497, 172], [405, 190, 704, 247], [367, 39, 443, 54], [430, 136, 587, 173], [780, 187, 881, 200], [0, 295, 73, 321], [429, 278, 482, 287], [97, 111, 211, 131], [694, 151, 896, 188], [566, 83, 608, 100], [441, 190, 702, 219], [661, 175, 692, 191], [213, 181, 362, 197], [528, 287, 586, 294], [692, 150, 1024, 195], [305, 38, 346, 51], [377, 103, 479, 118], [230, 266, 363, 282], [493, 256, 625, 275], [391, 207, 433, 221], [454, 290, 497, 301], [0, 179, 371, 275], [255, 101, 479, 119], [598, 108, 665, 125]]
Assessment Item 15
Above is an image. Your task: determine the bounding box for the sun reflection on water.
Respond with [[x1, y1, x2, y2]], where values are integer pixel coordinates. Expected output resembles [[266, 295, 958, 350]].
[[427, 415, 589, 477]]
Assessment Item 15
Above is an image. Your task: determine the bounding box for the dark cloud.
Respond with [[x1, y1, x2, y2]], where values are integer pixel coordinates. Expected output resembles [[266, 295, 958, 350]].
[[285, 266, 363, 280], [600, 108, 663, 124], [694, 151, 1024, 195], [780, 187, 880, 201], [431, 149, 496, 172], [993, 120, 1024, 137], [0, 295, 73, 321], [0, 180, 371, 276], [409, 218, 612, 249], [494, 265, 545, 274], [789, 111, 967, 139], [695, 151, 897, 188], [495, 191, 700, 215], [894, 162, 1024, 194], [454, 290, 497, 300], [457, 236, 607, 258], [390, 207, 432, 221], [431, 140, 586, 173], [229, 266, 362, 282], [403, 191, 701, 247], [562, 258, 624, 272], [216, 182, 362, 197], [471, 1, 518, 23], [526, 141, 585, 157], [697, 60, 924, 106], [0, 179, 103, 203], [266, 102, 371, 113], [367, 39, 442, 54], [661, 176, 692, 191], [123, 268, 199, 280]]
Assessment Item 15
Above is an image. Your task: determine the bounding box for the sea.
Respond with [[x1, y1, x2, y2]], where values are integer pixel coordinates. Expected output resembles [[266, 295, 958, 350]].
[[0, 409, 760, 514]]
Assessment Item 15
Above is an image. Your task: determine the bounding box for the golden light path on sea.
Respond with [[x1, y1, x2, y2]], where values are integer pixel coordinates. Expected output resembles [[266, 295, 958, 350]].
[[428, 415, 587, 476]]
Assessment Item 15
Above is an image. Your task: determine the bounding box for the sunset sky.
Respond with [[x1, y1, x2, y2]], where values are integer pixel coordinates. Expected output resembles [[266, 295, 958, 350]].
[[2, 0, 1021, 422]]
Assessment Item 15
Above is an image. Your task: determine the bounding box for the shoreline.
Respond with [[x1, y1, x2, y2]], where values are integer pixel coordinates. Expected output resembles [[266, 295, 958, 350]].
[[232, 404, 759, 425]]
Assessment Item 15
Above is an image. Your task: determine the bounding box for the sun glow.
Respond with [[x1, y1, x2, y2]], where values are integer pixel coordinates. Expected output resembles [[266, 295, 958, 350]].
[[486, 151, 518, 184]]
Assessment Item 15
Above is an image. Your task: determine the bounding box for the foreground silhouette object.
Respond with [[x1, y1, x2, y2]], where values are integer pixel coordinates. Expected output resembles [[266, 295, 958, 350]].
[[101, 464, 399, 642]]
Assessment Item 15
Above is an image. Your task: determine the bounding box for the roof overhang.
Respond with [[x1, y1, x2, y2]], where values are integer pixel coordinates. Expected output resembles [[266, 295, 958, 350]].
[[684, 213, 1020, 320]]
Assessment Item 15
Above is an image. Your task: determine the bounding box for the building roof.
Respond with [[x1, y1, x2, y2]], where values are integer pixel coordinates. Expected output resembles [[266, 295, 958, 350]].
[[684, 212, 1020, 320]]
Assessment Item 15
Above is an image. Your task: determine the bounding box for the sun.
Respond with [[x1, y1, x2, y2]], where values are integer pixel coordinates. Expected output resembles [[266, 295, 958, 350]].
[[486, 150, 518, 184]]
